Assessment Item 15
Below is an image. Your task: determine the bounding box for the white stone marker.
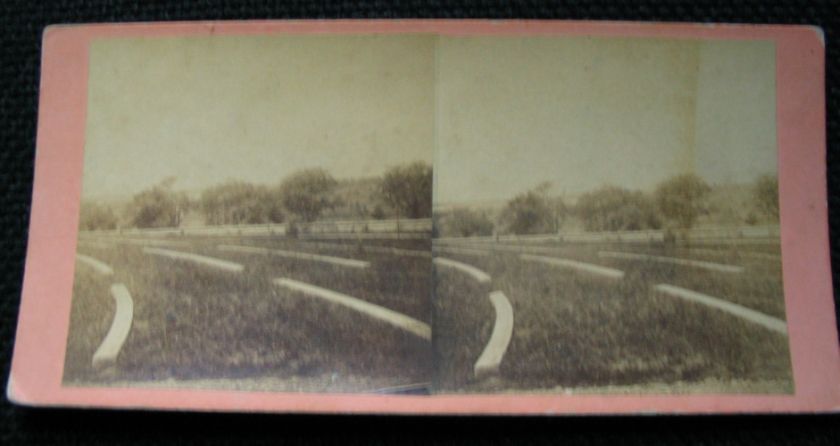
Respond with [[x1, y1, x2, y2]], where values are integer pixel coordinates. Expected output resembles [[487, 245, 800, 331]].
[[433, 257, 492, 284], [474, 291, 514, 378], [599, 251, 744, 274], [143, 247, 244, 273], [433, 245, 492, 257], [92, 284, 134, 367], [76, 254, 114, 276], [217, 244, 369, 269], [655, 284, 787, 335], [273, 278, 431, 340], [520, 254, 625, 280]]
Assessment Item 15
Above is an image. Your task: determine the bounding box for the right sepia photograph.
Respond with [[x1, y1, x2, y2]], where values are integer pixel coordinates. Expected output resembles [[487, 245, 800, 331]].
[[432, 36, 791, 394]]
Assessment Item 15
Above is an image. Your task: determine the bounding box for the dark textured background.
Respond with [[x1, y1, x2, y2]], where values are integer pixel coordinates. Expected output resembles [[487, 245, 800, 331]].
[[1, 1, 838, 444]]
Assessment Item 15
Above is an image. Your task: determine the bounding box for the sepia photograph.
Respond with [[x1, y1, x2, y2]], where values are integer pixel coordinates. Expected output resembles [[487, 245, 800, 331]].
[[61, 30, 796, 398], [64, 34, 436, 393], [432, 36, 792, 394]]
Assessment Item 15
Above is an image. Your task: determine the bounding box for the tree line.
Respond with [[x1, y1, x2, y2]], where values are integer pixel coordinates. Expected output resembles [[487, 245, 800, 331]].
[[436, 173, 780, 237], [79, 162, 433, 230]]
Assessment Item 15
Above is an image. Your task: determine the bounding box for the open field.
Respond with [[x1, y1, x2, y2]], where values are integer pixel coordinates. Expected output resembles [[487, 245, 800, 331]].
[[432, 239, 792, 394], [432, 268, 494, 389], [66, 230, 792, 395], [436, 241, 785, 318], [64, 235, 432, 393]]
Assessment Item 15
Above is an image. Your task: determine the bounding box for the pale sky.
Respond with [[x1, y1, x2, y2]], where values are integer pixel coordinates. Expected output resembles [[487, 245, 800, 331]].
[[82, 34, 776, 205], [82, 34, 435, 200], [434, 36, 776, 205]]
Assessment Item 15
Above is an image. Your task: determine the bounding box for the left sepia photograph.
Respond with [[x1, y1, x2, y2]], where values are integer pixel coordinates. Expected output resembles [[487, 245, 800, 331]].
[[65, 34, 436, 393]]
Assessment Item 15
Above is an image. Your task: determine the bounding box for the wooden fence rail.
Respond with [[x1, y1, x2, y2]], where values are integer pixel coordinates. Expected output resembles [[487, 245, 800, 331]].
[[436, 225, 780, 246], [80, 218, 432, 239]]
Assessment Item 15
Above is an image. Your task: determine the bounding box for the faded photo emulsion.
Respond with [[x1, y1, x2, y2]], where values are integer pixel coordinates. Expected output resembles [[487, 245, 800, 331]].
[[432, 37, 790, 394], [66, 35, 436, 393], [64, 33, 790, 397]]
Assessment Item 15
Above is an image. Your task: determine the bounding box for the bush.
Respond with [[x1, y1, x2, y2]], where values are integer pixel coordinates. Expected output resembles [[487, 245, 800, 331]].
[[576, 186, 661, 232], [79, 202, 118, 231], [380, 162, 433, 219], [439, 207, 495, 237], [499, 183, 566, 235], [285, 219, 299, 239], [753, 174, 779, 220], [370, 204, 387, 220], [127, 178, 187, 229], [200, 181, 283, 225], [278, 168, 337, 222], [654, 174, 711, 229]]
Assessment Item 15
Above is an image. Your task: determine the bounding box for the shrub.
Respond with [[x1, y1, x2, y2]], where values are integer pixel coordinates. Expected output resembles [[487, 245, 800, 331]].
[[379, 162, 433, 219], [79, 202, 118, 231], [753, 174, 779, 220], [278, 168, 337, 222], [499, 183, 566, 235], [576, 186, 661, 232], [127, 178, 187, 229], [439, 207, 495, 237], [370, 204, 387, 220], [285, 219, 300, 239], [200, 181, 283, 225], [654, 174, 711, 229]]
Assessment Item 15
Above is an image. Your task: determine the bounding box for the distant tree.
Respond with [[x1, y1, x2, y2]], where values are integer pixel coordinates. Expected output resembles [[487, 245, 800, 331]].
[[370, 204, 387, 220], [576, 185, 661, 232], [654, 174, 711, 229], [379, 162, 433, 219], [79, 202, 118, 231], [324, 177, 383, 220], [534, 182, 568, 232], [498, 184, 564, 235], [128, 177, 185, 228], [441, 207, 495, 237], [200, 181, 283, 225], [753, 174, 779, 220], [350, 203, 368, 220], [278, 168, 337, 222]]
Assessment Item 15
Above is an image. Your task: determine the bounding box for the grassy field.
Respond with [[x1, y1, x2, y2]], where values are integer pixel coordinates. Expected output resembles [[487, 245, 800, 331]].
[[432, 268, 494, 389], [432, 241, 792, 394], [519, 242, 786, 319], [65, 233, 792, 395], [64, 236, 432, 393]]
